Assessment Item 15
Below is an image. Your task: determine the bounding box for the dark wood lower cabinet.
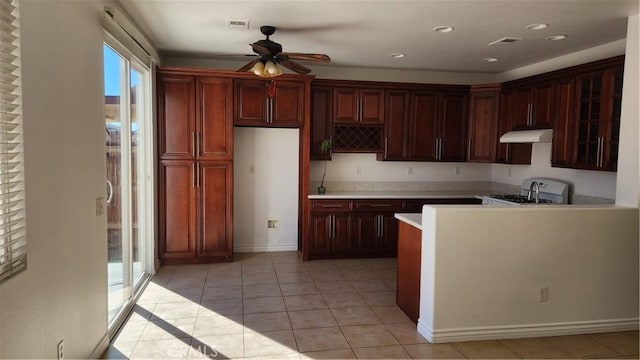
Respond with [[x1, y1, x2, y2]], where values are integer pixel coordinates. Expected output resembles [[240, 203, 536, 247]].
[[197, 162, 233, 260], [159, 160, 233, 264], [307, 198, 479, 260], [396, 221, 422, 323]]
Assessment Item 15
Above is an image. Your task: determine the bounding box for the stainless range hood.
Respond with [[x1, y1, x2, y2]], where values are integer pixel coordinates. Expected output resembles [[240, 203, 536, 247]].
[[500, 129, 553, 143]]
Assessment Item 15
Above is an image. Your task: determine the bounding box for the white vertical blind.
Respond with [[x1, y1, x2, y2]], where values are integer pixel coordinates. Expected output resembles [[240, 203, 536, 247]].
[[0, 0, 26, 283]]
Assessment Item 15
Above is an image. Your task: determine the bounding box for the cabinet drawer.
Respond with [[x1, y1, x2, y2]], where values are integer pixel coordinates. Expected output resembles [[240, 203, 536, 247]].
[[311, 200, 352, 212], [354, 200, 404, 211]]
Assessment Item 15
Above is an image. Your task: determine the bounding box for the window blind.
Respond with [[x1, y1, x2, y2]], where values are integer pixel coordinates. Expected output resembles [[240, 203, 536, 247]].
[[0, 0, 26, 284]]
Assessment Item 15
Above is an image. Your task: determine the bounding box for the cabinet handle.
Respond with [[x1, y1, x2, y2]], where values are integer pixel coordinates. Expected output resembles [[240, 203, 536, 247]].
[[596, 137, 601, 167], [378, 214, 383, 238], [192, 132, 197, 156], [506, 143, 511, 163], [467, 138, 473, 160], [527, 103, 532, 127], [320, 204, 345, 208], [599, 137, 605, 168], [367, 204, 393, 208], [193, 163, 197, 188], [438, 138, 443, 160], [330, 214, 335, 239]]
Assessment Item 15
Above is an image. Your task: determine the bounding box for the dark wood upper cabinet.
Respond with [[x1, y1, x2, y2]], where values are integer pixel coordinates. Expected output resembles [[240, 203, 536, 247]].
[[408, 92, 438, 161], [468, 85, 500, 163], [310, 86, 333, 160], [235, 79, 304, 127], [496, 90, 532, 165], [572, 66, 623, 171], [511, 81, 554, 130], [379, 88, 467, 162], [334, 87, 384, 124], [197, 77, 233, 160], [438, 91, 468, 161], [158, 75, 196, 159], [383, 90, 410, 160], [551, 77, 576, 168]]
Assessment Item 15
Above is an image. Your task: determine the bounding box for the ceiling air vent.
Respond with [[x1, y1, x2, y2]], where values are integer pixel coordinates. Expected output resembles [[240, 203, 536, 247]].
[[488, 37, 522, 46], [226, 19, 249, 30]]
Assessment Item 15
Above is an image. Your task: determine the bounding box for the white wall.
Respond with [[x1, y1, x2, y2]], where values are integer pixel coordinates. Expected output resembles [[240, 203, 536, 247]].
[[234, 128, 299, 252], [0, 1, 110, 358], [492, 144, 617, 200], [419, 205, 639, 343], [616, 14, 639, 206]]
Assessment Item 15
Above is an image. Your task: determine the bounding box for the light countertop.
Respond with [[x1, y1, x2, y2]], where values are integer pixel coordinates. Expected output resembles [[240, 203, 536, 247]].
[[395, 213, 422, 229], [308, 190, 491, 199]]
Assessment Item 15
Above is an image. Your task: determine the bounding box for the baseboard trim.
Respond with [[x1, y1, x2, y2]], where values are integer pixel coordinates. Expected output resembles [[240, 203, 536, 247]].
[[89, 332, 110, 359], [418, 318, 639, 343], [234, 243, 298, 253]]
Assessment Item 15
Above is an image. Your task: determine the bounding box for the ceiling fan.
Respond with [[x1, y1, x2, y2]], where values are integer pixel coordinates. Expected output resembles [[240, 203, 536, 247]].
[[238, 25, 330, 78]]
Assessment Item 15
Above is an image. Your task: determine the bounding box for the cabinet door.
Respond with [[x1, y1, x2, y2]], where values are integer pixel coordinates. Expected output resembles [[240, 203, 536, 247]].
[[408, 92, 438, 160], [235, 79, 267, 126], [334, 88, 359, 124], [468, 90, 499, 162], [158, 75, 195, 159], [532, 81, 554, 128], [197, 77, 233, 160], [159, 160, 196, 261], [497, 91, 532, 165], [382, 90, 410, 160], [600, 68, 623, 171], [310, 86, 332, 160], [197, 161, 233, 259], [271, 81, 304, 127], [360, 89, 385, 124], [331, 213, 352, 256], [551, 77, 575, 168], [378, 212, 398, 256], [309, 213, 332, 256], [439, 92, 468, 161], [353, 212, 378, 255], [512, 87, 532, 130], [574, 72, 604, 169]]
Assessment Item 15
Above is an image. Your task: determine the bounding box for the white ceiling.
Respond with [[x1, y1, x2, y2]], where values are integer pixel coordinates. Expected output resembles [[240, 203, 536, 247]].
[[119, 0, 639, 74]]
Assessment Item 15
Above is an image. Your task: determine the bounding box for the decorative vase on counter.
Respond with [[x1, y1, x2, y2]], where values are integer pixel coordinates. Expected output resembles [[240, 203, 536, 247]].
[[317, 186, 326, 195]]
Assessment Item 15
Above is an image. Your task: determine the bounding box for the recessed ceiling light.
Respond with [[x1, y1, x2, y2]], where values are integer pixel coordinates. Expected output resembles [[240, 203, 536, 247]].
[[546, 34, 568, 41], [526, 23, 548, 31], [433, 26, 455, 33], [483, 57, 500, 62], [390, 53, 406, 59]]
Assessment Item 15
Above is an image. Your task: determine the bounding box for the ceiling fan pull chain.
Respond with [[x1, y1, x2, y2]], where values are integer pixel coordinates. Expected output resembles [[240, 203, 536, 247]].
[[266, 80, 277, 98]]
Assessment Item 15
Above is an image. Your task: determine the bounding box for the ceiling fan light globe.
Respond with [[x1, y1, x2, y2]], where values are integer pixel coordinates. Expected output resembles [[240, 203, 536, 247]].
[[251, 61, 265, 76], [264, 60, 279, 75]]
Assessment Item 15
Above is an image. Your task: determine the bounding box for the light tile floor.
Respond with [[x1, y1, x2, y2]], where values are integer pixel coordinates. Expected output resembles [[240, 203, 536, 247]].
[[103, 252, 639, 359]]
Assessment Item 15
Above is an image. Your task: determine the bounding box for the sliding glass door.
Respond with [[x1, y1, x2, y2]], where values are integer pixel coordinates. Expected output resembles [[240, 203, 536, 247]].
[[104, 43, 150, 327]]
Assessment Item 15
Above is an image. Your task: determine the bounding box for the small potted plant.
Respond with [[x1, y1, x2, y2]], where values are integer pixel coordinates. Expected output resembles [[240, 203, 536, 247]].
[[318, 138, 332, 194]]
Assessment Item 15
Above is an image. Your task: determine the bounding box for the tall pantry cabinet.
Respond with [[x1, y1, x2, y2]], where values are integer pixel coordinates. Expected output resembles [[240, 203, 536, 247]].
[[157, 70, 234, 264]]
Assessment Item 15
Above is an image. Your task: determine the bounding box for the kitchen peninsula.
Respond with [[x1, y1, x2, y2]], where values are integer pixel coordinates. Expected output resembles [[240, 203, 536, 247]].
[[395, 204, 639, 343]]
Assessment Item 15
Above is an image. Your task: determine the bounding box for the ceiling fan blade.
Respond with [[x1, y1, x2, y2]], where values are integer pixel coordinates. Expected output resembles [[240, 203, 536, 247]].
[[251, 42, 272, 56], [238, 58, 260, 73], [281, 52, 330, 63], [278, 59, 311, 75]]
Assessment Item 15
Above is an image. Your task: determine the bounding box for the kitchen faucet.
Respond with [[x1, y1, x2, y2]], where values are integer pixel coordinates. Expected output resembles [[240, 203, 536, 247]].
[[528, 181, 540, 204]]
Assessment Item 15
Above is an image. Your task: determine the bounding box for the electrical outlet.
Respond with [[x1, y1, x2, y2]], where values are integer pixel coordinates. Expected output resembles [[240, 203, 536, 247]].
[[508, 168, 512, 177], [538, 287, 549, 302], [454, 166, 460, 176], [356, 166, 362, 175], [267, 219, 279, 230], [57, 340, 64, 360], [407, 166, 413, 175]]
